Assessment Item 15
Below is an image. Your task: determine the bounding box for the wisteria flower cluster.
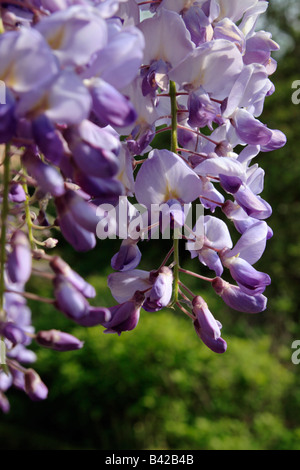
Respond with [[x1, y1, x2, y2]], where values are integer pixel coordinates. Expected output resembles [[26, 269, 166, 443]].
[[0, 0, 286, 412]]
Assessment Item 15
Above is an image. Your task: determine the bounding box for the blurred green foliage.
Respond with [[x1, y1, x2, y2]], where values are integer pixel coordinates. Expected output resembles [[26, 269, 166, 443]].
[[1, 1, 300, 450]]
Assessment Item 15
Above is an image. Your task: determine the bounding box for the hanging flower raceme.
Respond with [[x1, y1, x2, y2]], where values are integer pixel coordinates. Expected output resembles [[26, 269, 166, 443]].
[[0, 0, 286, 411]]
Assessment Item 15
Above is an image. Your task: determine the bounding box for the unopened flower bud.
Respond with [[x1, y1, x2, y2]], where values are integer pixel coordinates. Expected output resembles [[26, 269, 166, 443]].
[[0, 322, 27, 346], [7, 230, 32, 284], [50, 256, 96, 298], [53, 275, 91, 321], [102, 291, 145, 335], [192, 296, 227, 354], [36, 329, 84, 351], [212, 277, 267, 313], [143, 266, 173, 312], [44, 238, 58, 249], [0, 392, 10, 414], [24, 369, 48, 401]]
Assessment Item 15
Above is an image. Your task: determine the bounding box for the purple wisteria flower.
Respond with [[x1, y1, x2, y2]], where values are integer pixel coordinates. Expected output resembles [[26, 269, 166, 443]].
[[0, 0, 286, 410], [108, 266, 173, 312], [192, 296, 227, 354]]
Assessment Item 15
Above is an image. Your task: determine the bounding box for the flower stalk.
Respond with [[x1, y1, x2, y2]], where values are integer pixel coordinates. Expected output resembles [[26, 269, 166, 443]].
[[0, 143, 11, 320], [169, 80, 180, 304]]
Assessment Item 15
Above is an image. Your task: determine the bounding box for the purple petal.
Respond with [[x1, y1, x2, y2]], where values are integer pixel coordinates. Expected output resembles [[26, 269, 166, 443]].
[[70, 306, 111, 327], [212, 277, 267, 313], [102, 291, 145, 335], [53, 275, 90, 321], [85, 24, 144, 90], [143, 267, 173, 312], [32, 114, 65, 166], [24, 369, 48, 402], [111, 239, 142, 272], [225, 221, 269, 265], [135, 149, 201, 208], [23, 150, 65, 198], [260, 129, 287, 152], [0, 28, 59, 94], [89, 78, 137, 128], [0, 322, 27, 346], [108, 269, 150, 304], [50, 256, 96, 299], [9, 183, 26, 203], [194, 156, 246, 182], [139, 8, 194, 67], [35, 5, 108, 67], [36, 329, 84, 351], [198, 248, 223, 277], [225, 257, 271, 295], [170, 39, 243, 100], [234, 184, 272, 219], [219, 174, 243, 194], [233, 109, 273, 146]]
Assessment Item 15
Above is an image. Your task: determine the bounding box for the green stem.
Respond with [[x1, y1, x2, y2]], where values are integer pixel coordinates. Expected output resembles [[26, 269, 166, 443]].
[[169, 80, 180, 303], [173, 231, 180, 304], [169, 80, 178, 153], [22, 174, 35, 250], [0, 143, 11, 319]]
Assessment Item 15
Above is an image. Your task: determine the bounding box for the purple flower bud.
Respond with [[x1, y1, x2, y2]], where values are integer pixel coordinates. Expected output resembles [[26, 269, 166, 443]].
[[24, 369, 48, 402], [36, 330, 84, 351], [22, 150, 65, 198], [44, 238, 58, 249], [192, 296, 227, 354], [10, 367, 25, 391], [66, 119, 121, 178], [55, 195, 97, 252], [0, 322, 27, 346], [260, 129, 287, 152], [0, 392, 10, 414], [222, 256, 271, 295], [32, 114, 65, 166], [143, 267, 173, 312], [7, 231, 32, 285], [89, 78, 137, 128], [102, 291, 145, 335], [0, 370, 13, 392], [75, 306, 111, 327], [50, 256, 96, 298], [53, 275, 90, 322], [62, 190, 102, 234], [74, 170, 124, 202], [212, 277, 267, 314]]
